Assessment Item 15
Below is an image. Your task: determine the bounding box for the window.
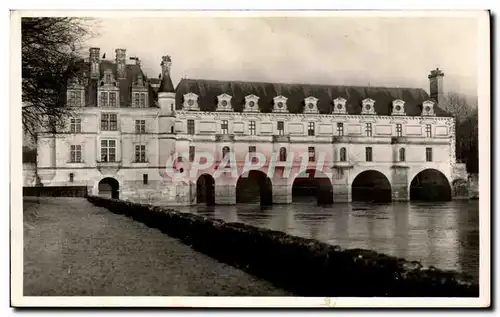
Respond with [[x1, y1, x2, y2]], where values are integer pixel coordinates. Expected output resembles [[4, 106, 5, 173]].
[[143, 174, 148, 185], [399, 148, 406, 162], [70, 118, 81, 133], [308, 122, 315, 136], [279, 147, 287, 161], [425, 124, 432, 137], [187, 119, 195, 135], [135, 144, 146, 162], [68, 90, 82, 107], [249, 121, 256, 135], [308, 147, 315, 162], [222, 146, 230, 159], [100, 140, 116, 162], [396, 124, 403, 137], [337, 122, 344, 136], [69, 173, 74, 183], [100, 91, 118, 107], [340, 147, 347, 162], [277, 121, 284, 135], [70, 145, 81, 163], [100, 92, 108, 107], [134, 92, 147, 108], [365, 123, 372, 137], [365, 147, 373, 162], [189, 146, 195, 162], [135, 120, 146, 133], [171, 126, 174, 134], [101, 113, 118, 131], [426, 147, 433, 162], [109, 92, 117, 107], [221, 120, 228, 134], [249, 146, 257, 163]]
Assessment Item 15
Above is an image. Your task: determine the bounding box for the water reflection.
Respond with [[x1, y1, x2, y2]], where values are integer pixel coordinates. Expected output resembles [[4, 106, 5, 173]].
[[173, 200, 479, 283]]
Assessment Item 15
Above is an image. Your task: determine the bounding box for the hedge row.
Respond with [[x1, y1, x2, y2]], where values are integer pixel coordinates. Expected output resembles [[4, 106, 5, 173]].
[[87, 195, 479, 297]]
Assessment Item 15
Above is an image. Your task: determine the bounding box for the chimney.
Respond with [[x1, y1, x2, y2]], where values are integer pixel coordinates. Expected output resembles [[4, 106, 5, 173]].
[[115, 48, 126, 79], [89, 47, 100, 79], [428, 67, 444, 105], [161, 55, 172, 77], [159, 55, 175, 93]]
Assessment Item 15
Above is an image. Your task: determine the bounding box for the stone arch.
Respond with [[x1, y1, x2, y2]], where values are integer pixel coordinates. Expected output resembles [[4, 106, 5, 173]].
[[351, 170, 392, 202], [410, 169, 452, 201], [98, 177, 119, 199], [236, 170, 273, 205], [291, 169, 333, 205], [196, 174, 215, 205]]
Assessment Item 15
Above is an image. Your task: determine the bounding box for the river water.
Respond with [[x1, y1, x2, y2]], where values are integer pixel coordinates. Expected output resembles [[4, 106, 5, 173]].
[[176, 200, 479, 283]]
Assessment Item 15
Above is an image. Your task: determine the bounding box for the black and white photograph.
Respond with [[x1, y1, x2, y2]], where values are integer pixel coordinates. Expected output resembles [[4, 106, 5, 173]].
[[10, 10, 490, 308]]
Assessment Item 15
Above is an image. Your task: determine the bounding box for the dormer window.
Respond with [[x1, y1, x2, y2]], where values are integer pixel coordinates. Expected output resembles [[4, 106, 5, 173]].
[[244, 94, 260, 112], [391, 99, 406, 116], [333, 97, 347, 114], [98, 69, 119, 107], [422, 100, 436, 116], [133, 92, 147, 108], [67, 90, 83, 107], [183, 93, 199, 111], [99, 91, 118, 107], [361, 98, 376, 115], [216, 93, 233, 112], [273, 95, 288, 113], [303, 96, 319, 114]]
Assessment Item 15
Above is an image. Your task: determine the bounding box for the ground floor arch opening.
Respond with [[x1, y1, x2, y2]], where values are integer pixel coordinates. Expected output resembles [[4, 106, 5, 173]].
[[196, 174, 215, 206], [351, 170, 392, 202], [292, 169, 333, 205], [98, 177, 119, 199], [410, 169, 452, 201], [236, 170, 273, 205]]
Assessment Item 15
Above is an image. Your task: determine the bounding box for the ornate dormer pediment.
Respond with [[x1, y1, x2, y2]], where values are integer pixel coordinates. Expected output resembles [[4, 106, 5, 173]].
[[391, 99, 406, 116], [100, 69, 118, 88], [216, 93, 233, 112], [361, 98, 376, 115], [303, 96, 319, 114], [273, 95, 288, 113], [243, 94, 260, 113], [333, 97, 347, 114], [422, 100, 436, 116], [183, 92, 200, 111]]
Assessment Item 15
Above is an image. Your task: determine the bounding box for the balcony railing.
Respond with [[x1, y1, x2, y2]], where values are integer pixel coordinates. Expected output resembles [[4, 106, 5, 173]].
[[332, 136, 350, 143], [215, 134, 234, 142], [391, 136, 408, 144]]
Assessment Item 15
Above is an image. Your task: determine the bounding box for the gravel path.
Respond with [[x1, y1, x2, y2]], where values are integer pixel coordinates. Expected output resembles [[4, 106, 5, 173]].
[[23, 197, 290, 296]]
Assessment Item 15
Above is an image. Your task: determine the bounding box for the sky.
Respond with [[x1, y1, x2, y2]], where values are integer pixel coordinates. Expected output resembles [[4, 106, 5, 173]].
[[86, 14, 480, 97]]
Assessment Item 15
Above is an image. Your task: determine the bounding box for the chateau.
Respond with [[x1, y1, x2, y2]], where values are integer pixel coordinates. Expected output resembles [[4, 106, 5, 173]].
[[25, 47, 469, 205]]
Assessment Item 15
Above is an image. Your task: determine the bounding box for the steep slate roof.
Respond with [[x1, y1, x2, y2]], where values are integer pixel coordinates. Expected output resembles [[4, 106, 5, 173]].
[[159, 71, 175, 93], [175, 78, 451, 117]]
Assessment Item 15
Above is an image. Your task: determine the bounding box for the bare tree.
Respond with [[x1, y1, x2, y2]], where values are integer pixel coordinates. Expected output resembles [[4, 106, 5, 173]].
[[22, 17, 94, 139]]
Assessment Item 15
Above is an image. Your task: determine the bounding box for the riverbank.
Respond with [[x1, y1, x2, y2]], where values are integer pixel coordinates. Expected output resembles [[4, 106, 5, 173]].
[[23, 197, 290, 296]]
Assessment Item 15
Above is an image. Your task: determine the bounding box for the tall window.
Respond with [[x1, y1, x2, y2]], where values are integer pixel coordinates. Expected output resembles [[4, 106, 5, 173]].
[[100, 92, 118, 107], [399, 148, 406, 162], [308, 122, 315, 136], [249, 145, 257, 163], [365, 147, 373, 162], [221, 120, 228, 134], [337, 122, 344, 136], [187, 119, 195, 135], [279, 147, 287, 161], [100, 140, 116, 162], [100, 92, 108, 107], [171, 126, 174, 134], [109, 92, 117, 107], [189, 146, 195, 162], [70, 145, 82, 163], [68, 90, 82, 107], [277, 121, 284, 135], [135, 120, 146, 133], [134, 92, 147, 108], [249, 121, 256, 135], [69, 173, 74, 183], [308, 146, 315, 162], [222, 146, 230, 160], [339, 147, 347, 162], [135, 145, 146, 162], [365, 123, 372, 137], [425, 124, 432, 137], [396, 124, 403, 137], [426, 147, 433, 162], [143, 174, 148, 185], [101, 113, 118, 131], [70, 118, 81, 133]]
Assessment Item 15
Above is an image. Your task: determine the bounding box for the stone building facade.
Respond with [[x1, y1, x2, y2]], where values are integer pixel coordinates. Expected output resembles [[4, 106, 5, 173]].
[[32, 47, 468, 205]]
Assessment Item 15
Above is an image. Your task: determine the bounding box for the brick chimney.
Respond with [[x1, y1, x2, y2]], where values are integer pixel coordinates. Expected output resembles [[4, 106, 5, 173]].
[[115, 48, 126, 79], [428, 67, 444, 105], [89, 47, 100, 79]]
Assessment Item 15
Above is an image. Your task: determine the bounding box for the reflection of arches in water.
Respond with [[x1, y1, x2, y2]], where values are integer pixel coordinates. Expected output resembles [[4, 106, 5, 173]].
[[196, 174, 215, 205], [236, 170, 273, 205], [410, 169, 452, 201], [98, 177, 119, 199], [452, 179, 469, 197], [351, 170, 392, 202], [292, 169, 333, 205]]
